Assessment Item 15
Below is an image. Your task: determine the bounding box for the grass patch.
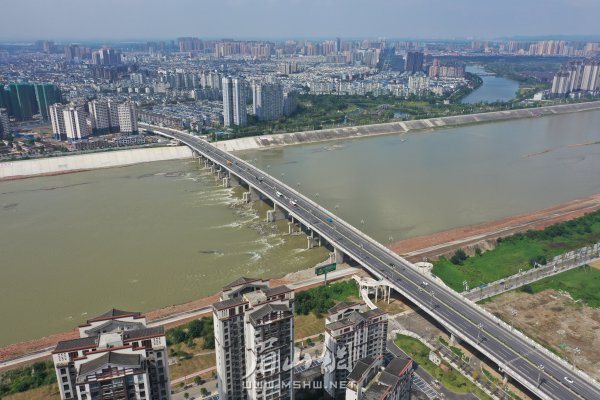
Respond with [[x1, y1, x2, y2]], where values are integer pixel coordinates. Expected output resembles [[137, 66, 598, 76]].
[[294, 313, 326, 340], [394, 334, 491, 399], [169, 353, 216, 381], [433, 210, 600, 292], [523, 266, 600, 308]]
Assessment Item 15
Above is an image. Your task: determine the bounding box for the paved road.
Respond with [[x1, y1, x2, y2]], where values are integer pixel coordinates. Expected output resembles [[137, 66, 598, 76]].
[[148, 125, 600, 400]]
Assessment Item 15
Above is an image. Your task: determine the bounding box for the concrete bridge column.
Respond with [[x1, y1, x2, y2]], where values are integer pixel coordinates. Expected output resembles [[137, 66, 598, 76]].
[[334, 247, 345, 264], [228, 173, 241, 187], [222, 177, 230, 188], [307, 236, 319, 249], [249, 186, 261, 202], [242, 192, 251, 203], [267, 210, 276, 222], [273, 204, 286, 220]]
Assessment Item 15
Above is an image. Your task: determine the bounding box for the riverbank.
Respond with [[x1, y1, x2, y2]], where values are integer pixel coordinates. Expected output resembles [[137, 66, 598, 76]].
[[0, 146, 192, 181], [213, 100, 600, 151], [390, 194, 600, 262]]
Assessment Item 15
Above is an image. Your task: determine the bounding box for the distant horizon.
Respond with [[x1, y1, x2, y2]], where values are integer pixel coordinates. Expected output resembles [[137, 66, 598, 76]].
[[2, 34, 600, 46], [2, 0, 599, 42]]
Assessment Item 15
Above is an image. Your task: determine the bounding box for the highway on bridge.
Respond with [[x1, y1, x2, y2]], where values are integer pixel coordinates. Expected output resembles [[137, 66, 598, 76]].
[[146, 125, 600, 400]]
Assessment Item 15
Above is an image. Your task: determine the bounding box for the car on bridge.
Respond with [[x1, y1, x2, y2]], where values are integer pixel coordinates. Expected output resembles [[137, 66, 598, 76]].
[[289, 200, 298, 207], [276, 191, 283, 198], [325, 217, 333, 223]]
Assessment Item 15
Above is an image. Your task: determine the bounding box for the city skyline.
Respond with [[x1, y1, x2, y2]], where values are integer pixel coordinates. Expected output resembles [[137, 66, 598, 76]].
[[1, 0, 600, 41]]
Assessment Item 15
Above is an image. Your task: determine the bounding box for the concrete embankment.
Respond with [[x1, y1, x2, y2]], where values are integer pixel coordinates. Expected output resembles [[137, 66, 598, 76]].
[[0, 146, 193, 180], [213, 101, 600, 151]]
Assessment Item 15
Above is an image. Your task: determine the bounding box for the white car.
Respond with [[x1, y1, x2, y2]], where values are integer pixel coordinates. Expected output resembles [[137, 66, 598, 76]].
[[564, 376, 574, 384], [276, 191, 283, 198]]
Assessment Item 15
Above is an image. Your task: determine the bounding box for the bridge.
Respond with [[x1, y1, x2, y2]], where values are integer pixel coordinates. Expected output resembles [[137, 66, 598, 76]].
[[143, 123, 600, 400]]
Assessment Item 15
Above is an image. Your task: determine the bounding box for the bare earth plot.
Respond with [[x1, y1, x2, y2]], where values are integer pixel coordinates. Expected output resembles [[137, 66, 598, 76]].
[[482, 290, 600, 379]]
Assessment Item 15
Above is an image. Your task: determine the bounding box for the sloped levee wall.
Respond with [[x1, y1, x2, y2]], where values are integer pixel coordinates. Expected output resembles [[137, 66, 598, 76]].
[[213, 101, 600, 152], [0, 146, 193, 180]]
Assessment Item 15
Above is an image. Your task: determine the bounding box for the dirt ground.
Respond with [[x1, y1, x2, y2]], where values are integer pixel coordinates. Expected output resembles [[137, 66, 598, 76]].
[[482, 290, 600, 380], [389, 194, 600, 262]]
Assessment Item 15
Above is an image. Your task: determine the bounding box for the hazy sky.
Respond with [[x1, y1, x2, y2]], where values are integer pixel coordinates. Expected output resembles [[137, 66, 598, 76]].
[[1, 0, 599, 41]]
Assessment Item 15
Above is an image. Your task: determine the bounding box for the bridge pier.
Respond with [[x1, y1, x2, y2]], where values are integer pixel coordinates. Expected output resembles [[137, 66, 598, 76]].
[[249, 186, 261, 201], [267, 210, 276, 222], [307, 236, 320, 249], [333, 247, 345, 264], [228, 173, 241, 187], [223, 177, 230, 188], [288, 222, 299, 234], [242, 192, 251, 203]]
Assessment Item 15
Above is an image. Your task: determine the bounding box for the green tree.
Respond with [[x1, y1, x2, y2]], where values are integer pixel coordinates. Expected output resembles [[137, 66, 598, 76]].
[[450, 249, 468, 265], [188, 319, 204, 338]]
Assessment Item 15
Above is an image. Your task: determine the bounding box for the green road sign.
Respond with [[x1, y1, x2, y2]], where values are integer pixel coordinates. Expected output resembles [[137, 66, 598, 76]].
[[316, 263, 336, 276]]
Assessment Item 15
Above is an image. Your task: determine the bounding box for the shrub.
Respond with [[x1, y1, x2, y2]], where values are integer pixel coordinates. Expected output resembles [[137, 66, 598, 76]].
[[450, 249, 468, 265]]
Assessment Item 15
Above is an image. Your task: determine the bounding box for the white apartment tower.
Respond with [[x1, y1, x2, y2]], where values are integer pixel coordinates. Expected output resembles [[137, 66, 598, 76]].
[[117, 101, 139, 135], [52, 309, 171, 400], [49, 103, 67, 140], [322, 302, 388, 399], [252, 81, 284, 121], [222, 77, 247, 127], [222, 77, 234, 127], [63, 105, 90, 141], [213, 277, 294, 400], [88, 99, 111, 135]]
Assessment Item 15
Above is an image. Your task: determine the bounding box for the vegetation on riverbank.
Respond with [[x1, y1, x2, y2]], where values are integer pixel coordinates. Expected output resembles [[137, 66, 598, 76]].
[[433, 210, 600, 292], [0, 361, 55, 397], [520, 266, 600, 308]]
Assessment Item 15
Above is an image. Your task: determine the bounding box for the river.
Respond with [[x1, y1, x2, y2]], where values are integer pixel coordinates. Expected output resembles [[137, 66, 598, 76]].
[[0, 162, 328, 347], [1, 109, 599, 347], [461, 65, 520, 104]]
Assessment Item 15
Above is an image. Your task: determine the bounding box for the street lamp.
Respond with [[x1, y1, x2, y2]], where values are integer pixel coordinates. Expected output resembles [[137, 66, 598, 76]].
[[360, 219, 365, 232], [537, 364, 544, 387]]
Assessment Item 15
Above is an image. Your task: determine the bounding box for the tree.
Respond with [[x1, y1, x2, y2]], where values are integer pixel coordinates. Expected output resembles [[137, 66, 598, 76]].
[[200, 387, 209, 397], [194, 376, 204, 386], [184, 392, 190, 399], [188, 319, 204, 338], [450, 249, 468, 265], [168, 327, 187, 344]]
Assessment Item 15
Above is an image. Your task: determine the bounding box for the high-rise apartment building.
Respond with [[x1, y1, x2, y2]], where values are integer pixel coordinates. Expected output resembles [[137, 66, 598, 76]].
[[345, 356, 413, 400], [117, 101, 139, 135], [222, 77, 247, 127], [405, 51, 424, 75], [323, 302, 388, 399], [52, 309, 171, 400], [283, 90, 299, 117], [49, 103, 67, 140], [213, 277, 295, 400], [63, 104, 90, 140], [550, 58, 600, 96], [88, 99, 112, 135], [0, 108, 9, 139], [92, 48, 122, 66], [252, 81, 284, 121]]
